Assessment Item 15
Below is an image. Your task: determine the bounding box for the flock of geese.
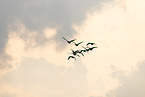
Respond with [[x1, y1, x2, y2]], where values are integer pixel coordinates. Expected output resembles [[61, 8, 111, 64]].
[[63, 37, 98, 61]]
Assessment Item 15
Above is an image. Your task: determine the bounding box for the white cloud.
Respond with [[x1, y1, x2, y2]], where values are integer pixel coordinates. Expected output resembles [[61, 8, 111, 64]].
[[73, 0, 145, 96], [1, 57, 88, 97]]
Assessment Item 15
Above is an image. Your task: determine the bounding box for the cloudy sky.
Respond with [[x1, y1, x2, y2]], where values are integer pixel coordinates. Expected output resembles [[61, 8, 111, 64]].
[[1, 0, 145, 97]]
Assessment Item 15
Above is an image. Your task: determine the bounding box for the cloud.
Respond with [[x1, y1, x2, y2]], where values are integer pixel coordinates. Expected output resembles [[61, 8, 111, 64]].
[[106, 60, 145, 97], [0, 0, 111, 75], [1, 57, 88, 97], [73, 0, 145, 96], [2, 0, 145, 96]]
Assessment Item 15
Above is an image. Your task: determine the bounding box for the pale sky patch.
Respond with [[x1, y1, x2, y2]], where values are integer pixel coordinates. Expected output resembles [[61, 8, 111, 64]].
[[44, 28, 57, 39]]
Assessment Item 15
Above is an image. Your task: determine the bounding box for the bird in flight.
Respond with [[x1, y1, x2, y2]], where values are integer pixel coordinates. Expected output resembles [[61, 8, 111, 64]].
[[63, 37, 76, 44], [82, 46, 90, 53], [86, 42, 96, 46], [75, 50, 84, 56], [68, 56, 76, 60], [68, 49, 80, 57], [88, 46, 98, 51], [73, 41, 83, 46], [81, 49, 87, 53], [62, 37, 98, 61]]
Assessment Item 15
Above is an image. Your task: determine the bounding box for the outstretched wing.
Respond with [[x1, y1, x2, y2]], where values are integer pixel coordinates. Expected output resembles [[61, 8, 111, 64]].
[[81, 49, 86, 52], [63, 37, 68, 42], [81, 53, 84, 56], [92, 46, 98, 49], [86, 42, 95, 45], [89, 46, 98, 50], [74, 50, 80, 53], [68, 56, 76, 60], [70, 39, 76, 43], [82, 46, 86, 49], [77, 41, 83, 45], [68, 56, 71, 60], [77, 55, 80, 57], [71, 49, 74, 53]]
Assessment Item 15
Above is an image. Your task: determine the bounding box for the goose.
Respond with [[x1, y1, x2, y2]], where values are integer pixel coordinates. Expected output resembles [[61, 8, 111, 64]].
[[68, 49, 80, 57], [63, 37, 76, 44], [89, 46, 98, 51], [82, 46, 90, 53], [75, 50, 84, 56], [81, 49, 87, 53], [73, 41, 83, 46], [86, 42, 96, 46], [68, 56, 76, 60]]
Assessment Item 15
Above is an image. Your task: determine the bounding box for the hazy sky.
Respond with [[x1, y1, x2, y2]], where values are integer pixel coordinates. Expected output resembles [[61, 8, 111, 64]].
[[1, 0, 145, 97]]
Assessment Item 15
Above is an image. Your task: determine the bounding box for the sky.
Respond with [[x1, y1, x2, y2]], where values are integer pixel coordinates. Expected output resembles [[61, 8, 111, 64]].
[[0, 0, 145, 97]]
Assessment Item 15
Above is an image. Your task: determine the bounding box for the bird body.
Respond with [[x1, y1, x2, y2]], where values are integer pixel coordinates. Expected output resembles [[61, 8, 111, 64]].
[[71, 49, 77, 55]]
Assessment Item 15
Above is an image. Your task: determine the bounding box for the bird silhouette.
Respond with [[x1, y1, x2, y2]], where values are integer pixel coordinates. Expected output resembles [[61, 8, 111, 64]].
[[81, 49, 87, 53], [82, 46, 90, 53], [88, 46, 98, 51], [73, 41, 83, 46], [68, 49, 80, 57], [75, 50, 84, 56], [86, 42, 96, 46], [68, 56, 76, 60], [63, 37, 76, 44]]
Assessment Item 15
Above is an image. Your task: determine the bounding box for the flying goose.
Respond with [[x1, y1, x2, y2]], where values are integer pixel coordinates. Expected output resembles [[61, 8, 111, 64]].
[[86, 42, 96, 46], [88, 46, 98, 51], [63, 37, 76, 44], [68, 56, 76, 60], [73, 41, 83, 46], [82, 46, 90, 53], [75, 50, 84, 56], [68, 49, 80, 57]]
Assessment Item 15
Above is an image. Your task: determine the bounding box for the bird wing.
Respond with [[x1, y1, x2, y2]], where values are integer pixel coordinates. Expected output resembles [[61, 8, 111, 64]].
[[68, 56, 71, 60], [68, 56, 76, 60], [77, 55, 80, 57], [71, 49, 74, 53], [82, 46, 86, 49], [86, 42, 90, 45], [70, 39, 76, 42], [81, 50, 86, 52], [81, 53, 84, 56], [63, 37, 68, 42], [75, 50, 80, 53], [93, 46, 97, 48], [77, 41, 83, 45]]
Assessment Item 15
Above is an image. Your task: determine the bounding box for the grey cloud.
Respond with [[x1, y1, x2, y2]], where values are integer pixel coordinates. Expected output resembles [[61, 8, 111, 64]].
[[0, 0, 111, 77], [1, 0, 111, 45], [106, 60, 145, 97], [1, 57, 88, 97]]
